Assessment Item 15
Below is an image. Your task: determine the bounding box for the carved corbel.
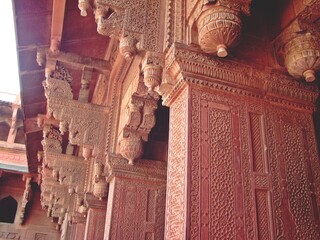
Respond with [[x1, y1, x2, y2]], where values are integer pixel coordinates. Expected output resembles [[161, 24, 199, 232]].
[[93, 3, 124, 38], [78, 66, 92, 102], [196, 0, 251, 57], [19, 176, 32, 224], [43, 62, 73, 103], [41, 125, 63, 154]]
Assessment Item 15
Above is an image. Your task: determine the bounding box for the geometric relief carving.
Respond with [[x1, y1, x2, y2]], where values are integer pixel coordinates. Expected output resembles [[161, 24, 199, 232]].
[[255, 190, 271, 240], [190, 90, 243, 239], [165, 87, 188, 240], [107, 178, 166, 240], [281, 117, 319, 239], [267, 108, 320, 240], [249, 112, 266, 173]]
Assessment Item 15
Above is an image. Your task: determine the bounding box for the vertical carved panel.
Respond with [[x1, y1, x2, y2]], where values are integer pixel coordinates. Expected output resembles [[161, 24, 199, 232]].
[[189, 88, 244, 239], [74, 223, 86, 240], [249, 113, 266, 173], [208, 105, 235, 239], [255, 190, 271, 240], [267, 107, 320, 240], [106, 176, 166, 240], [249, 111, 273, 240], [85, 208, 106, 240], [165, 87, 188, 240]]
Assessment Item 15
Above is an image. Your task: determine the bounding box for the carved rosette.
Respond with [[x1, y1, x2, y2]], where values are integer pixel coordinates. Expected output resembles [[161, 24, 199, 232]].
[[197, 5, 242, 57], [119, 133, 144, 165], [284, 34, 320, 82], [119, 36, 137, 59], [142, 64, 163, 92]]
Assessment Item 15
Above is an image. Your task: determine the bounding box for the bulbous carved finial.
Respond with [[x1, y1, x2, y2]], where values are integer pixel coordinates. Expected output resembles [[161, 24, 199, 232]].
[[284, 34, 320, 82], [197, 5, 242, 57], [82, 146, 93, 160], [119, 134, 143, 165], [78, 0, 90, 17], [119, 36, 138, 59], [93, 181, 108, 200], [142, 64, 163, 92]]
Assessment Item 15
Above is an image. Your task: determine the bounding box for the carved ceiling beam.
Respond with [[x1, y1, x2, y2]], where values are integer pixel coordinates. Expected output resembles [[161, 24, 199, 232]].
[[50, 0, 66, 53], [273, 2, 320, 82], [37, 49, 111, 76]]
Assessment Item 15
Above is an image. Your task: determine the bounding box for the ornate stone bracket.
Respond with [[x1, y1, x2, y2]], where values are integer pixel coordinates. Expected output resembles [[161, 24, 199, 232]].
[[19, 176, 32, 225], [77, 0, 164, 57], [118, 93, 158, 164]]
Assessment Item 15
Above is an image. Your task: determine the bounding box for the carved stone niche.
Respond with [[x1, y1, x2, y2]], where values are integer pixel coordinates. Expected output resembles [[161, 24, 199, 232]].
[[196, 0, 251, 57]]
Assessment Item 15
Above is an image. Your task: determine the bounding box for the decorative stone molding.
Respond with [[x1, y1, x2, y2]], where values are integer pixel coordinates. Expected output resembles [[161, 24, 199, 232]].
[[162, 43, 318, 109]]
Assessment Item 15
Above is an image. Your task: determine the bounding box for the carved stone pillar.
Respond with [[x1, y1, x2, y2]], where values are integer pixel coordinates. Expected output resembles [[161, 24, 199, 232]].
[[163, 44, 320, 239], [84, 193, 107, 240], [104, 156, 166, 240]]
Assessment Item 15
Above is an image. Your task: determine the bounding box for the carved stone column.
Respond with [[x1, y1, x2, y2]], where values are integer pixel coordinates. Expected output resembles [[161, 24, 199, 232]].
[[84, 193, 107, 240], [163, 43, 320, 239], [104, 156, 166, 240]]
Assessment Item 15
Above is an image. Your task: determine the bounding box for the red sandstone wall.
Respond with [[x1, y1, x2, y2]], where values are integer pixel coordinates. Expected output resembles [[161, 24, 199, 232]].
[[165, 84, 320, 239]]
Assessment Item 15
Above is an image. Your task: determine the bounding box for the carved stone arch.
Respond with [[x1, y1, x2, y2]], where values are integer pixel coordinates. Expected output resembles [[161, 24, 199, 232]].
[[0, 195, 18, 223]]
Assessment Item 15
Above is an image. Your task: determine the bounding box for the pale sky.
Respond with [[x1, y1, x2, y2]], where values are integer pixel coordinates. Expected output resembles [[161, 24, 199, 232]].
[[0, 0, 20, 102]]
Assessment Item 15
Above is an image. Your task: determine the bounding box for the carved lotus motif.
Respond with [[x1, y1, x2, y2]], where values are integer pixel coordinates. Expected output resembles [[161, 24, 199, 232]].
[[197, 5, 242, 57], [284, 34, 320, 82], [119, 135, 143, 164]]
